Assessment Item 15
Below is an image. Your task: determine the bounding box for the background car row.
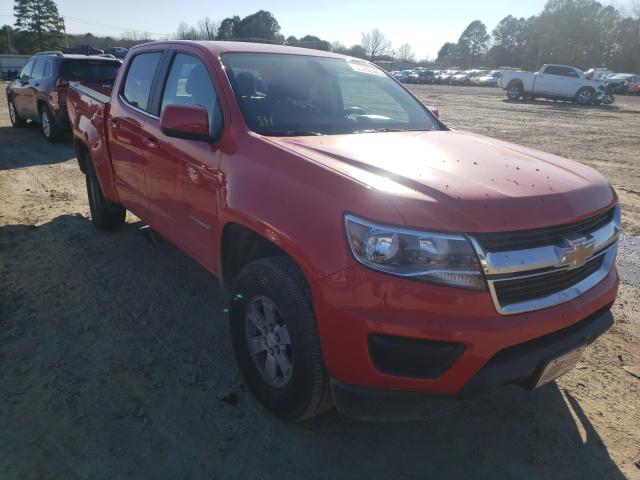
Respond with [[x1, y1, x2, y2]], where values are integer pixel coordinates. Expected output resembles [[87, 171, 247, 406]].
[[391, 66, 640, 94]]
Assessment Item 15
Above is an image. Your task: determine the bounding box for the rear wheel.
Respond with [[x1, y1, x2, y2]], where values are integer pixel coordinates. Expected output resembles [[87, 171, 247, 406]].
[[8, 98, 27, 128], [85, 154, 126, 229], [230, 256, 333, 421], [39, 104, 64, 142], [576, 87, 594, 106], [506, 83, 523, 101]]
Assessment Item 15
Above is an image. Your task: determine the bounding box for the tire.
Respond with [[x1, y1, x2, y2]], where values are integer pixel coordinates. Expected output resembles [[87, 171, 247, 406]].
[[576, 87, 595, 106], [39, 104, 64, 142], [8, 98, 27, 128], [506, 83, 523, 101], [230, 256, 333, 421], [84, 154, 126, 229]]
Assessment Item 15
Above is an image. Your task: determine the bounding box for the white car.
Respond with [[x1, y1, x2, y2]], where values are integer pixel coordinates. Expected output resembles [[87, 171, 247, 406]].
[[471, 70, 501, 87], [498, 64, 612, 105]]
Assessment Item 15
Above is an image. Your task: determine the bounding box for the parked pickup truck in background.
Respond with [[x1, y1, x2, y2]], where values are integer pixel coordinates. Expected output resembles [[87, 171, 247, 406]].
[[66, 41, 620, 421], [498, 64, 613, 105]]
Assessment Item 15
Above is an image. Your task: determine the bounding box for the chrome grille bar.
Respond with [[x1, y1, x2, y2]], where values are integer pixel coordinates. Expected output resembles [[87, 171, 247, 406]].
[[468, 205, 620, 315]]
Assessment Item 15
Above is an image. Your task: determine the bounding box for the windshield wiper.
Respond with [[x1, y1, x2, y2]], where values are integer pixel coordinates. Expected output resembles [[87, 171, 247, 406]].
[[262, 130, 324, 137], [352, 127, 428, 134]]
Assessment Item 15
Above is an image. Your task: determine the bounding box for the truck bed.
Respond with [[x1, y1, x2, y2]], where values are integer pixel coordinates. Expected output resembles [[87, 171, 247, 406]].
[[66, 83, 116, 197]]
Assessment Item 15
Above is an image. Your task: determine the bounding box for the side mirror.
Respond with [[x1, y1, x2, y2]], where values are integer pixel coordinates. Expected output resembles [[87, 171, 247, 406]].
[[160, 104, 214, 143], [19, 74, 29, 83]]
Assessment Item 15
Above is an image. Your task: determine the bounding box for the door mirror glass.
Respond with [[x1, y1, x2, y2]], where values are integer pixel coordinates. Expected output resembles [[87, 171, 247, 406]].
[[160, 104, 213, 142]]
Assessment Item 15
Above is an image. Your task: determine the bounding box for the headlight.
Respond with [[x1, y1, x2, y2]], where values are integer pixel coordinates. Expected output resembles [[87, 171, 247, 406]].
[[345, 214, 486, 290]]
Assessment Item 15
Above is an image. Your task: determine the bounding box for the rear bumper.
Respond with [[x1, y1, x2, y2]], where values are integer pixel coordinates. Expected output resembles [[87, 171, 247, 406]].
[[331, 306, 613, 420]]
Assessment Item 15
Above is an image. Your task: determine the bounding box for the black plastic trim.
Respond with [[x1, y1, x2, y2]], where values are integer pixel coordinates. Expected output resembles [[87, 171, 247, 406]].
[[368, 334, 464, 379]]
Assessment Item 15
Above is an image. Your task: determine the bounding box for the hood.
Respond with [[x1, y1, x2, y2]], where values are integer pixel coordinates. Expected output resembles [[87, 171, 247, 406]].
[[266, 130, 615, 233]]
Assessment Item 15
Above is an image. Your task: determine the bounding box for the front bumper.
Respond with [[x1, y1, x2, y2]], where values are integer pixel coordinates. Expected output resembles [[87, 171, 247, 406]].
[[330, 305, 613, 420], [311, 262, 618, 400]]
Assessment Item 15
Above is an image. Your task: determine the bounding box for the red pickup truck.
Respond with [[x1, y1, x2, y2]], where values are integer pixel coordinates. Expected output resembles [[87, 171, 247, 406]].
[[67, 41, 620, 421]]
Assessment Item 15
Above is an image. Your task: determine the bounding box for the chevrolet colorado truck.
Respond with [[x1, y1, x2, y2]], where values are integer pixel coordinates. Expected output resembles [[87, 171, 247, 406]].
[[67, 41, 620, 421], [498, 64, 613, 105]]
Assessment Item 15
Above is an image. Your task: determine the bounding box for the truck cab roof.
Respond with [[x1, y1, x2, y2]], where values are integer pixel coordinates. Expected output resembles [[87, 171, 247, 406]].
[[130, 40, 353, 60]]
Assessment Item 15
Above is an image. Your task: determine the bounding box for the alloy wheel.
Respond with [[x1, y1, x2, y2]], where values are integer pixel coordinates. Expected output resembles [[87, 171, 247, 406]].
[[507, 86, 520, 100], [41, 110, 51, 138], [245, 295, 293, 388], [9, 101, 16, 124], [577, 90, 593, 105]]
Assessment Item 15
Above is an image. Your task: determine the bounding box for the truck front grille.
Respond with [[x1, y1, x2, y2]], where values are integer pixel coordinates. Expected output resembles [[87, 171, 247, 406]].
[[492, 254, 605, 306], [474, 208, 614, 252], [469, 206, 620, 315]]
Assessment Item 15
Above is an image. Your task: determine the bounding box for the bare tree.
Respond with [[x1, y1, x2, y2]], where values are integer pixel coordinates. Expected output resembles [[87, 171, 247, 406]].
[[396, 43, 415, 61], [331, 41, 347, 54], [175, 21, 199, 40], [198, 17, 219, 40], [360, 29, 392, 61]]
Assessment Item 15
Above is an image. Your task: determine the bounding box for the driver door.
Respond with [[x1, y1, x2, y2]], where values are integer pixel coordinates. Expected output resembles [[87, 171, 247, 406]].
[[12, 59, 35, 116], [142, 48, 225, 269], [534, 66, 566, 95]]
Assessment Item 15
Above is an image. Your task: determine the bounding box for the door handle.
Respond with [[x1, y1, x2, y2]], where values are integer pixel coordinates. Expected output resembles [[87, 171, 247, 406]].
[[110, 119, 119, 129], [143, 136, 159, 149]]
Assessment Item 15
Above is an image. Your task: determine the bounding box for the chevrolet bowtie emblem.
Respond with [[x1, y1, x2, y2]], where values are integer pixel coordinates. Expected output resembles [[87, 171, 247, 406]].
[[560, 235, 596, 269]]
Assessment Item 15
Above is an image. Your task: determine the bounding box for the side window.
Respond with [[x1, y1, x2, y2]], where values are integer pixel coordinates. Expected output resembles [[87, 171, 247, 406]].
[[544, 65, 562, 76], [20, 59, 35, 79], [122, 52, 163, 112], [560, 67, 579, 78], [160, 53, 222, 136], [43, 60, 52, 78], [31, 59, 46, 79]]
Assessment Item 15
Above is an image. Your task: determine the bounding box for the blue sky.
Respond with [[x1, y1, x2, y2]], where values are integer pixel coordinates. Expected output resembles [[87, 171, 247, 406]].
[[1, 0, 549, 59]]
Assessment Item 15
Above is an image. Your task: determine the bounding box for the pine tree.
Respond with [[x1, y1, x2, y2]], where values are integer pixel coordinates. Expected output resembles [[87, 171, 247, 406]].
[[14, 0, 65, 52]]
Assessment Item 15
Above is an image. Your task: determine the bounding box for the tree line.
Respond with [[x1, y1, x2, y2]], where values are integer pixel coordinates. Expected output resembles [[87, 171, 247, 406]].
[[437, 0, 640, 72], [2, 0, 639, 73]]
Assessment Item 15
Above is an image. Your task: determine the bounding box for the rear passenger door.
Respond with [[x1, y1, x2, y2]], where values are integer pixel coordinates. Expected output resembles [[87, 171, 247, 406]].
[[107, 50, 164, 218], [142, 48, 225, 269]]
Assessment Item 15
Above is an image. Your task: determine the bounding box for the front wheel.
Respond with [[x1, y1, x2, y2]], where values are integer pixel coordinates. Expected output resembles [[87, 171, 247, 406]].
[[230, 256, 333, 421], [8, 98, 27, 127], [576, 87, 595, 106]]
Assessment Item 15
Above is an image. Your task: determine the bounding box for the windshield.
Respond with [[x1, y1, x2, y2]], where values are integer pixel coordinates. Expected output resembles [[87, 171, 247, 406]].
[[60, 60, 121, 82], [221, 53, 441, 136]]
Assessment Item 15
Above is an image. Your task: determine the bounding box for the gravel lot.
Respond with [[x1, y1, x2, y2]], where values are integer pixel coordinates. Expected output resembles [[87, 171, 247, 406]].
[[1, 82, 639, 479]]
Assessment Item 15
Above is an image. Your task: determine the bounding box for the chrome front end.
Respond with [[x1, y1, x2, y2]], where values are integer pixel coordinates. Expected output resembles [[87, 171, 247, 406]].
[[468, 206, 621, 315]]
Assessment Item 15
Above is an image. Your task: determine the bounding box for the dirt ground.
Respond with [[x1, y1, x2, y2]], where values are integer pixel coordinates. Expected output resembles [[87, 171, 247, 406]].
[[1, 82, 639, 480]]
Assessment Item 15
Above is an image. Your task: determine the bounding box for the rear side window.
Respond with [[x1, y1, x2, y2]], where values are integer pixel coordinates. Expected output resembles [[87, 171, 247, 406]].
[[160, 53, 222, 136], [122, 52, 163, 112], [60, 60, 120, 82]]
